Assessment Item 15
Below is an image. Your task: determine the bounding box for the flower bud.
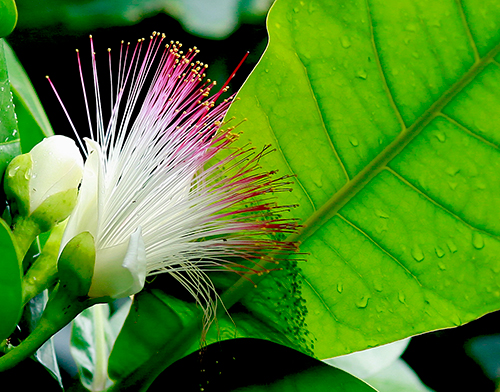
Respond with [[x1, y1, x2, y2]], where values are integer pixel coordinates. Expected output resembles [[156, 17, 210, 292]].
[[4, 135, 84, 231]]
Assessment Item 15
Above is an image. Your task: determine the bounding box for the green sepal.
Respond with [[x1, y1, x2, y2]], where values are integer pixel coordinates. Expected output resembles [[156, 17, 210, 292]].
[[58, 231, 95, 297], [4, 152, 31, 217], [30, 188, 78, 232], [22, 220, 67, 305], [0, 218, 22, 341], [0, 0, 17, 38]]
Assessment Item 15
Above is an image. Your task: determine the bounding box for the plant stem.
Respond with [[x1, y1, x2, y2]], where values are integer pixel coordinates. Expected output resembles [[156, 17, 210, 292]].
[[21, 220, 67, 305], [0, 284, 91, 372], [11, 216, 40, 263]]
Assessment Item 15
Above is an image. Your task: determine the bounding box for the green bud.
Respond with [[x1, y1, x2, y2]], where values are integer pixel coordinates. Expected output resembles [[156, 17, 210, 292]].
[[58, 231, 95, 297], [4, 135, 84, 230]]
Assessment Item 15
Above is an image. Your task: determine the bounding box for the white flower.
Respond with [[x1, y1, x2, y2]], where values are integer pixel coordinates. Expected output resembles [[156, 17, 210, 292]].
[[4, 134, 84, 227], [51, 33, 298, 321], [29, 135, 84, 214]]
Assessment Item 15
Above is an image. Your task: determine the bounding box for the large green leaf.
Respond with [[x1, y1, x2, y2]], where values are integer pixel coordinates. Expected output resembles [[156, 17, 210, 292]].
[[223, 0, 500, 359], [0, 219, 22, 341], [148, 338, 377, 392], [0, 38, 20, 175], [110, 0, 500, 384], [0, 0, 17, 38], [3, 41, 53, 152]]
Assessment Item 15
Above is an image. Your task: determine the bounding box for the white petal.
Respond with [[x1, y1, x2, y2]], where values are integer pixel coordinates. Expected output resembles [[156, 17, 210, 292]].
[[88, 227, 146, 299], [30, 135, 84, 213], [59, 139, 102, 255]]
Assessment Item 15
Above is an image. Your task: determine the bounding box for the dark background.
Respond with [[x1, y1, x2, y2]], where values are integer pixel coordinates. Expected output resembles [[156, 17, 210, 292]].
[[5, 7, 500, 392]]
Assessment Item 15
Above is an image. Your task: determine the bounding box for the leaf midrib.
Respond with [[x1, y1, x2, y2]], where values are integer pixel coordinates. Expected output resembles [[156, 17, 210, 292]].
[[221, 30, 500, 311], [290, 39, 500, 246]]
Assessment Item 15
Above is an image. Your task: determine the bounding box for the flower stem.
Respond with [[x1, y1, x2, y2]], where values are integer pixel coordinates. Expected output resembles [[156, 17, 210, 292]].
[[21, 220, 67, 305], [92, 303, 109, 391], [11, 216, 40, 263], [0, 284, 92, 372]]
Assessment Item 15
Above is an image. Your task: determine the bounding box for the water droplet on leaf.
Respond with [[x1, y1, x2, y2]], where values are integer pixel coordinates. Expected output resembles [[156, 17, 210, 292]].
[[375, 209, 389, 219], [472, 232, 484, 250], [435, 246, 445, 258], [446, 240, 458, 253], [398, 291, 406, 304], [337, 282, 343, 293], [412, 246, 424, 262], [435, 131, 446, 142], [349, 136, 359, 146], [356, 295, 370, 308], [356, 69, 367, 79], [340, 36, 351, 48]]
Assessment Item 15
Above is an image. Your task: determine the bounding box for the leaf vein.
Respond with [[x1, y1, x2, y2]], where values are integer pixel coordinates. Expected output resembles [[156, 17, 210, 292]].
[[365, 0, 406, 131], [337, 213, 423, 287], [293, 52, 350, 182], [439, 112, 500, 151], [455, 0, 480, 62], [385, 166, 500, 240], [255, 95, 317, 212]]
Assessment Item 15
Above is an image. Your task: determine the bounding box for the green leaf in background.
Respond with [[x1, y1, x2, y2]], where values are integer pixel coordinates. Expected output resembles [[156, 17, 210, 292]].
[[222, 0, 500, 360], [71, 301, 131, 390], [0, 218, 22, 341], [0, 38, 20, 176], [108, 0, 500, 383], [0, 0, 17, 38], [147, 338, 377, 392], [13, 0, 271, 39], [108, 290, 201, 388], [3, 41, 53, 152], [325, 339, 433, 391], [27, 290, 64, 388]]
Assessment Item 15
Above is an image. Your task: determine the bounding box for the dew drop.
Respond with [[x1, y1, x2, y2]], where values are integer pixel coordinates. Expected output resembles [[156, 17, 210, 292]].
[[448, 181, 458, 190], [375, 209, 389, 219], [446, 240, 458, 253], [472, 232, 485, 250], [337, 282, 343, 293], [438, 262, 446, 270], [435, 131, 446, 142], [398, 291, 406, 304], [356, 295, 370, 308], [340, 36, 351, 48], [356, 69, 367, 79], [412, 52, 420, 59], [349, 136, 359, 146], [446, 166, 460, 176], [411, 246, 424, 262], [435, 246, 445, 258]]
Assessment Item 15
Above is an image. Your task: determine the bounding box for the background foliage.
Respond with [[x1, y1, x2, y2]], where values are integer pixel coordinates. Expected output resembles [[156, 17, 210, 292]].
[[2, 0, 500, 390]]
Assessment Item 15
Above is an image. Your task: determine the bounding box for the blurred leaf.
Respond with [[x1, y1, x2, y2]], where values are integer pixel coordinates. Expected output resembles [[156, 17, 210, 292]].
[[147, 338, 377, 392], [324, 339, 411, 380], [27, 290, 64, 389], [71, 301, 131, 390], [14, 0, 272, 39], [364, 359, 433, 392], [3, 41, 53, 152], [0, 218, 22, 341], [466, 334, 500, 383], [0, 0, 17, 38], [223, 0, 500, 360], [108, 290, 201, 386], [0, 38, 20, 176], [324, 339, 433, 392]]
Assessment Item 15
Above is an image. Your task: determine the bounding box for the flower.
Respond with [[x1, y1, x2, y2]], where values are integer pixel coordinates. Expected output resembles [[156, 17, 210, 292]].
[[4, 135, 84, 229], [50, 33, 298, 321]]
